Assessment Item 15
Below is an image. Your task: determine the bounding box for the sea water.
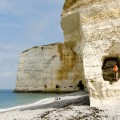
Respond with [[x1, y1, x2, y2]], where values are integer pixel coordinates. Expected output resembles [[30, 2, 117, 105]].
[[0, 89, 62, 109]]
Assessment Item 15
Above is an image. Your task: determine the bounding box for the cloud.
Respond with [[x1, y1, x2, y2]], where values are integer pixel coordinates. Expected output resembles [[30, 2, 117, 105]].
[[0, 72, 15, 78], [0, 0, 26, 16], [0, 0, 10, 14], [0, 0, 65, 89], [0, 0, 18, 15], [51, 0, 65, 4], [0, 0, 65, 16], [0, 20, 21, 25]]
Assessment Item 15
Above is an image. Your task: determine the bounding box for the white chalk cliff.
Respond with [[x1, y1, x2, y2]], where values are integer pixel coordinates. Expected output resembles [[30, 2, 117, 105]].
[[15, 0, 120, 106], [15, 43, 84, 92]]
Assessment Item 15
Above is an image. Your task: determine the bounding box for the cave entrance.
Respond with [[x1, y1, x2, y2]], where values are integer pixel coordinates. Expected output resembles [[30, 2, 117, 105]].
[[77, 80, 84, 90], [102, 57, 120, 83]]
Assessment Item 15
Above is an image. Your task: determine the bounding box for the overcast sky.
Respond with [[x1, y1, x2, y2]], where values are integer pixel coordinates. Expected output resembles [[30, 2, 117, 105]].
[[0, 0, 64, 89]]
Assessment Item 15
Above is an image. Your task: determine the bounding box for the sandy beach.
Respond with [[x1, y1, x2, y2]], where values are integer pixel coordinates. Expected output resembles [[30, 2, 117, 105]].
[[0, 91, 120, 120]]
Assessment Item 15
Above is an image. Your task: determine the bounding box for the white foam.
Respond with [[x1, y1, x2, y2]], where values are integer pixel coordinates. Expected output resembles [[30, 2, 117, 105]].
[[0, 98, 53, 113]]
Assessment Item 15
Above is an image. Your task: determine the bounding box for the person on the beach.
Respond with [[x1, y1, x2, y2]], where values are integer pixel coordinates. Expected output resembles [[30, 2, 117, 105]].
[[113, 64, 119, 81], [55, 97, 61, 101]]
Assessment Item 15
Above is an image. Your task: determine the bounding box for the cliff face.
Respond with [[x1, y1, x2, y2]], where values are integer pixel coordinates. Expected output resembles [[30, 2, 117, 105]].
[[62, 0, 120, 106], [15, 43, 85, 92], [15, 0, 120, 106]]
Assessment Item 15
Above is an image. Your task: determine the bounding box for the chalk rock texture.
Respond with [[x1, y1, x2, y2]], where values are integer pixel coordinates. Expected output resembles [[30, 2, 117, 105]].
[[62, 0, 120, 106], [15, 43, 85, 92], [15, 0, 120, 106]]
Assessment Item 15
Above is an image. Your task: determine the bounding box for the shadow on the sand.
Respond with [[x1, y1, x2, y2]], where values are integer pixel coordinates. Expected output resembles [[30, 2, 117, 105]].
[[20, 95, 90, 111]]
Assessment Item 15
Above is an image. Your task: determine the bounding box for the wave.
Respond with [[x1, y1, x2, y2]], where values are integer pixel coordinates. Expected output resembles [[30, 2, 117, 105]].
[[0, 98, 52, 113]]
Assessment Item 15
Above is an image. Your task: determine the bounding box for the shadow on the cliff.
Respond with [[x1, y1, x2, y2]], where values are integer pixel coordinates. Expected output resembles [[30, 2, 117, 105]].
[[20, 94, 90, 111]]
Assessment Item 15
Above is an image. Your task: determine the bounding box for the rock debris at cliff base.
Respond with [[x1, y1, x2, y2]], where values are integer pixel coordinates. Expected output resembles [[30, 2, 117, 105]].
[[37, 104, 107, 120]]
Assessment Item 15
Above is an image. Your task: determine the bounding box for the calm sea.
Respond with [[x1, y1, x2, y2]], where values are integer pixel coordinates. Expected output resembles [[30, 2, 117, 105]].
[[0, 89, 62, 109]]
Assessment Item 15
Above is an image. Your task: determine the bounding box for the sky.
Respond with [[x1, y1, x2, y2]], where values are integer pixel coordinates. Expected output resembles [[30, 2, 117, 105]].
[[0, 0, 65, 89]]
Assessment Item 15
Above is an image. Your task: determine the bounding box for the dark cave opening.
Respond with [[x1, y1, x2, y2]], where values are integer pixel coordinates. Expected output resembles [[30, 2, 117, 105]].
[[77, 80, 84, 90], [102, 57, 120, 83]]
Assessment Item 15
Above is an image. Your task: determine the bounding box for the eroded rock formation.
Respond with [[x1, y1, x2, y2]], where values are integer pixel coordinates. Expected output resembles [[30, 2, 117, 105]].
[[15, 0, 120, 106], [15, 43, 85, 92], [62, 0, 120, 106]]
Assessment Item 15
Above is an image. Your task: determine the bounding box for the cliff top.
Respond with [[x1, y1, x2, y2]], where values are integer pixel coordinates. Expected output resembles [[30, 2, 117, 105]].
[[62, 0, 112, 16]]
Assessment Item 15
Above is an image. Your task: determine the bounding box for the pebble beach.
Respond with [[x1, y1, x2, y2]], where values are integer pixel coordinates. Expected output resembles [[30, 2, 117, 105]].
[[0, 91, 120, 120]]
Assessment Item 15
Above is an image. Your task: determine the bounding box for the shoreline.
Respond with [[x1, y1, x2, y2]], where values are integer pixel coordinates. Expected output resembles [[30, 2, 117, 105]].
[[13, 89, 75, 93], [0, 98, 51, 113], [0, 91, 88, 113], [1, 90, 119, 120]]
